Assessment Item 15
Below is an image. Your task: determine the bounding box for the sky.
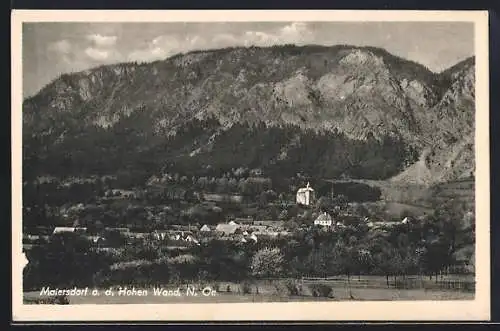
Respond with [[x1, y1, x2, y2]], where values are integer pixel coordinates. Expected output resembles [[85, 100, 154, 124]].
[[22, 21, 474, 98]]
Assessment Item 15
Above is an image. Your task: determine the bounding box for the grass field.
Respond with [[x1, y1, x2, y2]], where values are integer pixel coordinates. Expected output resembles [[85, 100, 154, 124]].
[[24, 275, 474, 304], [23, 287, 473, 304], [325, 178, 474, 214]]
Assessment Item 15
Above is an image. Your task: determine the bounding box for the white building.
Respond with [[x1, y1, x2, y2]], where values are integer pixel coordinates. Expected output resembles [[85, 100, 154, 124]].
[[248, 233, 258, 242], [52, 227, 87, 235], [296, 182, 315, 206], [184, 234, 200, 245], [200, 224, 211, 232], [314, 212, 333, 227], [153, 231, 168, 240]]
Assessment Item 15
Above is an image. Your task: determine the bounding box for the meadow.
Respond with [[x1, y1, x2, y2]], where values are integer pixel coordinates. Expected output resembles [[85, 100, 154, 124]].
[[24, 275, 474, 304]]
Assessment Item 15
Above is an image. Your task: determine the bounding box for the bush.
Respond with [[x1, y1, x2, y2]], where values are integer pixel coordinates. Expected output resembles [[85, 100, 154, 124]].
[[274, 279, 302, 296], [213, 283, 220, 292], [25, 295, 70, 305], [55, 295, 70, 304], [240, 281, 252, 294], [308, 283, 334, 298]]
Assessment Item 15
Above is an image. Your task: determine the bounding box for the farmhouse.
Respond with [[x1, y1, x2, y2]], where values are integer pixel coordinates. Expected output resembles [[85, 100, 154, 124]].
[[153, 231, 168, 240], [199, 224, 212, 232], [170, 224, 194, 231], [24, 234, 40, 241], [184, 234, 200, 245], [52, 227, 75, 234], [203, 193, 244, 204], [163, 187, 188, 201], [253, 220, 284, 229], [248, 233, 258, 242], [249, 225, 269, 235], [129, 232, 149, 239], [106, 189, 137, 199], [215, 223, 240, 235], [52, 227, 87, 235], [233, 217, 254, 224], [401, 216, 417, 224], [314, 212, 333, 227], [87, 235, 106, 244], [296, 182, 315, 206]]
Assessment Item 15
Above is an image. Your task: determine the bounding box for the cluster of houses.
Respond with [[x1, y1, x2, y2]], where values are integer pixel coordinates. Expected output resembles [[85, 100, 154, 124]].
[[22, 216, 291, 252], [311, 211, 420, 232], [199, 219, 290, 242]]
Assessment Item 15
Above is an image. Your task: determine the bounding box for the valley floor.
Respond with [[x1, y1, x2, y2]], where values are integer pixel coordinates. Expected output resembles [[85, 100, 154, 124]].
[[24, 275, 474, 304], [23, 287, 473, 304]]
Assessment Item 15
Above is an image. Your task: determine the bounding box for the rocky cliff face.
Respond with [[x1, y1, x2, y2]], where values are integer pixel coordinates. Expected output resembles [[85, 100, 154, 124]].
[[22, 45, 475, 185]]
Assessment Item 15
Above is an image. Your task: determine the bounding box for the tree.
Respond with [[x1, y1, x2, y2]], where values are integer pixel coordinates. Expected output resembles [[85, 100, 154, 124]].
[[250, 247, 285, 278], [421, 237, 454, 281], [316, 196, 334, 213], [103, 229, 127, 247], [332, 194, 349, 210]]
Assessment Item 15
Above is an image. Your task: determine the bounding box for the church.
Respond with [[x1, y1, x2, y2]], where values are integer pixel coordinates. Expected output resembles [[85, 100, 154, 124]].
[[296, 182, 315, 206]]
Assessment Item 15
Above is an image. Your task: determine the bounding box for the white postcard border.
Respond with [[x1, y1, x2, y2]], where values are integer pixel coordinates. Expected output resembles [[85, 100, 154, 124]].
[[11, 10, 490, 322]]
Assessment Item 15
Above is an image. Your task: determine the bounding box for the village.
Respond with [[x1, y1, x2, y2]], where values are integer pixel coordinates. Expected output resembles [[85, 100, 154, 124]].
[[22, 181, 414, 254], [22, 171, 476, 304]]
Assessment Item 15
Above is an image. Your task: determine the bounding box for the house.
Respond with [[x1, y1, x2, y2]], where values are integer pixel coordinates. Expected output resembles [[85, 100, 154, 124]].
[[153, 231, 168, 240], [52, 227, 87, 235], [401, 216, 417, 225], [296, 182, 315, 206], [248, 233, 258, 242], [53, 227, 75, 234], [171, 231, 193, 240], [163, 187, 188, 201], [184, 234, 200, 245], [249, 168, 263, 176], [314, 212, 333, 227], [215, 223, 240, 235], [130, 232, 148, 239], [253, 220, 284, 228], [234, 217, 254, 224], [203, 193, 244, 204], [335, 222, 346, 228], [87, 235, 106, 244], [171, 224, 193, 231], [249, 225, 268, 234], [200, 224, 211, 232], [170, 232, 200, 245], [266, 231, 280, 237], [106, 189, 137, 199]]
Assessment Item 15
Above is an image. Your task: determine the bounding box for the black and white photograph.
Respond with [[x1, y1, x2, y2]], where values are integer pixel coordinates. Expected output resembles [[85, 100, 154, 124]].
[[11, 10, 490, 321]]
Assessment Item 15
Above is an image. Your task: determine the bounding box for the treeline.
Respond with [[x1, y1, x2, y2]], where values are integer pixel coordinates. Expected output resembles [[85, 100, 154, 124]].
[[168, 120, 418, 180], [24, 115, 418, 183]]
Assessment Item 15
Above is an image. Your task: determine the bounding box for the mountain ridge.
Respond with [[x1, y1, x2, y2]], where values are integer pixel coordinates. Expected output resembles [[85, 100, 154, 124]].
[[22, 44, 475, 186]]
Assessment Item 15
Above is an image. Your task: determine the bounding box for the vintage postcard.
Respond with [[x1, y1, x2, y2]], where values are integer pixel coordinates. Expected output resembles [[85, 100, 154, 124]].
[[11, 10, 490, 321]]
